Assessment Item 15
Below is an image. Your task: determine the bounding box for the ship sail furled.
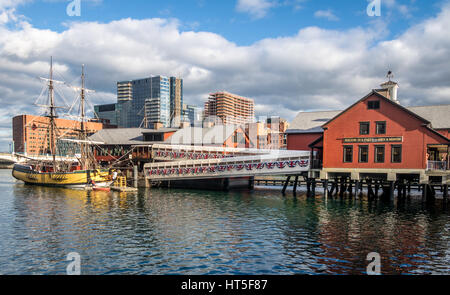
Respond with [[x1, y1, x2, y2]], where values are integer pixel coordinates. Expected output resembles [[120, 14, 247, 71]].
[[12, 57, 112, 188]]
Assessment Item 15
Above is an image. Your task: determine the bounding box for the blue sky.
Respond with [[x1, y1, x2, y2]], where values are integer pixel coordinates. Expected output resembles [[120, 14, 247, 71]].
[[1, 0, 450, 151], [16, 0, 443, 45]]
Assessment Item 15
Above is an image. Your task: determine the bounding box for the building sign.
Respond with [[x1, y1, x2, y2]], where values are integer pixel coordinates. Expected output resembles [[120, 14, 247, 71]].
[[342, 137, 403, 143]]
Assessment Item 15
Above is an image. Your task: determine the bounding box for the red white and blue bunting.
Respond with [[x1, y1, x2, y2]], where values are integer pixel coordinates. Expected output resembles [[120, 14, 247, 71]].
[[154, 150, 240, 160], [148, 160, 309, 177]]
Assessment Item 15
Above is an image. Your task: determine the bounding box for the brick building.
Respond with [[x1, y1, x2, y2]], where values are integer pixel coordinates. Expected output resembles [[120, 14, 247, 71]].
[[286, 80, 449, 184], [12, 115, 105, 156]]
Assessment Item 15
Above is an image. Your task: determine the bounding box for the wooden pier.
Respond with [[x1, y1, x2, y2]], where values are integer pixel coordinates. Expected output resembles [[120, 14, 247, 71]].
[[255, 174, 449, 203], [110, 186, 138, 192], [110, 176, 138, 192]]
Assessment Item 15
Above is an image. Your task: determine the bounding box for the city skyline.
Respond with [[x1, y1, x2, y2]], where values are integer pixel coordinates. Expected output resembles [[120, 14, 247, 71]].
[[1, 0, 450, 151]]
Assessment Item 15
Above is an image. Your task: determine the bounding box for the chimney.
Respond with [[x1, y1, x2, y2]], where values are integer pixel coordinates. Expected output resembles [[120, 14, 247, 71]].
[[380, 71, 400, 104]]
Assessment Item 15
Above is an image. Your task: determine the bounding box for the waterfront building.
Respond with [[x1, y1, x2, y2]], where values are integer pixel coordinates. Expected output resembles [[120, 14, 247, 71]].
[[245, 117, 289, 150], [12, 114, 105, 156], [204, 92, 255, 125], [286, 80, 450, 183], [88, 127, 178, 168], [266, 117, 289, 150], [166, 125, 252, 148], [95, 76, 183, 129]]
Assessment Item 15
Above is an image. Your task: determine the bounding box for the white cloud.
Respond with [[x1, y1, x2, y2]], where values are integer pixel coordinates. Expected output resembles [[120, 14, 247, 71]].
[[314, 9, 339, 21], [1, 3, 450, 150], [236, 0, 277, 19], [379, 0, 413, 18], [0, 0, 30, 10]]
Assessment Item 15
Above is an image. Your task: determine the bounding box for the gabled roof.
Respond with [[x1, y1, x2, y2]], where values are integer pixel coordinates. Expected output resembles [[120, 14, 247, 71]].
[[322, 90, 431, 128], [287, 92, 450, 135], [88, 128, 164, 145], [285, 110, 341, 134], [141, 128, 179, 134], [408, 105, 450, 129]]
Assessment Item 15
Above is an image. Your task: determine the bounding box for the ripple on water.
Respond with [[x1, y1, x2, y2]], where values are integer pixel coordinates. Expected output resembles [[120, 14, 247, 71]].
[[0, 170, 449, 274]]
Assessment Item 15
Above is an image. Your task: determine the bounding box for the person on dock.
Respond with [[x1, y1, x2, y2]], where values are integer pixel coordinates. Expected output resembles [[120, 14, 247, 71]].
[[110, 169, 118, 181]]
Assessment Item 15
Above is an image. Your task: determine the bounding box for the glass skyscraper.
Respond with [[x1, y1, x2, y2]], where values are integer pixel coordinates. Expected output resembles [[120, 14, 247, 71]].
[[95, 76, 183, 128]]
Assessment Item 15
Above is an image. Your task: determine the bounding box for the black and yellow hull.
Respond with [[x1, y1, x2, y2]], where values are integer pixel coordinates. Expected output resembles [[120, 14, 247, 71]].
[[12, 164, 112, 188]]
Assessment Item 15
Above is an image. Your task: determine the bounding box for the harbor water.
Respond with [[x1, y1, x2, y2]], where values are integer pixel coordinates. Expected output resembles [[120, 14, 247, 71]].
[[0, 169, 449, 275]]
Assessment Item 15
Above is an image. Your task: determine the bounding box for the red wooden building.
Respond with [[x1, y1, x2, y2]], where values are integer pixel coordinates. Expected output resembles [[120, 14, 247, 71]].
[[286, 81, 450, 185]]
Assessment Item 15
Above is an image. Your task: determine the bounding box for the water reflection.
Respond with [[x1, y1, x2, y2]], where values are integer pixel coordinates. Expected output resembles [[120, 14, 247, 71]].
[[0, 170, 449, 275]]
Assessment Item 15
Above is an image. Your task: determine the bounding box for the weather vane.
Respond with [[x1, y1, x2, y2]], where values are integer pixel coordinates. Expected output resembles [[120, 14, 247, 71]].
[[387, 70, 394, 81]]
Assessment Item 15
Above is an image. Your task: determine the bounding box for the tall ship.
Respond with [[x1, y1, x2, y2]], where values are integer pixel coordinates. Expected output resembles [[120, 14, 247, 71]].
[[12, 58, 113, 188]]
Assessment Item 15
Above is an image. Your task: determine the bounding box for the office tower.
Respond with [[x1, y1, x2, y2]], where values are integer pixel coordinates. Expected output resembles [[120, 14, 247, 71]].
[[95, 76, 183, 128], [94, 104, 118, 126], [170, 77, 183, 127], [204, 92, 255, 125]]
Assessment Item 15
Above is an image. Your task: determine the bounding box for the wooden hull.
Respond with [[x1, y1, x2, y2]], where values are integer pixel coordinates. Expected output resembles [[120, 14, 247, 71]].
[[12, 164, 112, 188]]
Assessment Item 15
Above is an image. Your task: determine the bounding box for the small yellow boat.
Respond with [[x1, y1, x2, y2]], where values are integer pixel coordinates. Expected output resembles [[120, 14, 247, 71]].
[[12, 164, 112, 188]]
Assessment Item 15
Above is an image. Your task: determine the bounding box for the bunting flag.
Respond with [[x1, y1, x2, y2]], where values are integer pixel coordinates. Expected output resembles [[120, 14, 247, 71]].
[[150, 159, 310, 177], [256, 163, 265, 169], [277, 162, 286, 169], [245, 164, 254, 170], [266, 162, 276, 169]]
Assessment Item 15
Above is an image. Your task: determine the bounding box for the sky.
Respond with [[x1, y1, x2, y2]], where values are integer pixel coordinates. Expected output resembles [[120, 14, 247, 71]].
[[1, 0, 450, 151]]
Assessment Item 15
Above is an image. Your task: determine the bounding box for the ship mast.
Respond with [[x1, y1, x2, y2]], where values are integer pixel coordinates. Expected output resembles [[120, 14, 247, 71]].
[[80, 64, 88, 170], [48, 57, 57, 171]]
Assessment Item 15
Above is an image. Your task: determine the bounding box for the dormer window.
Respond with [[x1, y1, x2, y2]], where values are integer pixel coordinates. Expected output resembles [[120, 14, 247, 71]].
[[368, 101, 380, 109]]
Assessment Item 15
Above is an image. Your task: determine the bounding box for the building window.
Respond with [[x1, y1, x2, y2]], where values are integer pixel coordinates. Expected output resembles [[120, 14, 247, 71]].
[[360, 122, 370, 135], [359, 145, 369, 163], [375, 145, 385, 163], [368, 101, 380, 109], [391, 145, 402, 163], [376, 121, 386, 135], [343, 146, 353, 163]]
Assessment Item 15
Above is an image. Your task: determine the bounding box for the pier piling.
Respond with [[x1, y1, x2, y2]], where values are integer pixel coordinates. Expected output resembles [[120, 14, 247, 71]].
[[312, 179, 316, 196], [282, 176, 291, 196], [306, 178, 311, 197], [390, 181, 395, 201], [133, 166, 138, 188], [422, 184, 427, 202], [293, 175, 299, 196]]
